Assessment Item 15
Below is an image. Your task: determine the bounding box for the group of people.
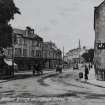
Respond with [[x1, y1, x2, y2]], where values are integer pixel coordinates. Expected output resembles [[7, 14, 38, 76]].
[[32, 63, 92, 82], [56, 64, 63, 73], [32, 64, 43, 76], [32, 63, 63, 76]]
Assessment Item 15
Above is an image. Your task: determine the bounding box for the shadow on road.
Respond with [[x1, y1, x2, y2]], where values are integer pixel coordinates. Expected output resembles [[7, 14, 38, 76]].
[[0, 73, 35, 83], [0, 71, 57, 83], [37, 73, 58, 86], [39, 90, 105, 99], [84, 81, 105, 88]]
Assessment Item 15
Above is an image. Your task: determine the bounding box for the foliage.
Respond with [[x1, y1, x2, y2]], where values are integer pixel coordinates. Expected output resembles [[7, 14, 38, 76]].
[[0, 0, 20, 51], [88, 49, 94, 62], [0, 0, 20, 23], [82, 49, 94, 63], [82, 52, 89, 62]]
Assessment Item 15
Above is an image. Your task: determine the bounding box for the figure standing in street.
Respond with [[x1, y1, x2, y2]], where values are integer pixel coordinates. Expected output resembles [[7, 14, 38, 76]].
[[35, 63, 43, 75], [33, 65, 35, 76], [84, 65, 89, 82], [56, 64, 62, 73]]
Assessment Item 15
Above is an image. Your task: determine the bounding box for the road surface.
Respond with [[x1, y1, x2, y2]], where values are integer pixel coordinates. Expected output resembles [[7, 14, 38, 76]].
[[0, 69, 105, 105]]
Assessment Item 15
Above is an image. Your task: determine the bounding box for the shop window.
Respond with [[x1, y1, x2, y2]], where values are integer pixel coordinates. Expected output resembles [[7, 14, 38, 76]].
[[36, 50, 41, 57], [31, 50, 35, 57], [23, 49, 27, 56], [15, 48, 22, 56]]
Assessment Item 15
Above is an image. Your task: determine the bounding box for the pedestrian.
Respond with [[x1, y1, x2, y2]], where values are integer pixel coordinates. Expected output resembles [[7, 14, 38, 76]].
[[59, 64, 63, 73], [84, 65, 89, 82], [56, 64, 59, 72], [35, 63, 39, 75], [33, 65, 35, 76], [90, 64, 93, 68], [79, 72, 83, 80]]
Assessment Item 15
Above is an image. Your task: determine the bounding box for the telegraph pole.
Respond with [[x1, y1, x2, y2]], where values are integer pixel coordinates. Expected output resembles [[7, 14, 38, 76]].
[[62, 46, 64, 68]]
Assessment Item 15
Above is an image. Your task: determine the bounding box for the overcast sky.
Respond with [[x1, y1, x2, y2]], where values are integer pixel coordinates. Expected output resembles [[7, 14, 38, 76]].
[[11, 0, 103, 52]]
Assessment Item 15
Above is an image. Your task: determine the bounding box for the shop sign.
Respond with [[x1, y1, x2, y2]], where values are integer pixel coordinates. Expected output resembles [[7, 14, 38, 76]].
[[97, 43, 105, 49]]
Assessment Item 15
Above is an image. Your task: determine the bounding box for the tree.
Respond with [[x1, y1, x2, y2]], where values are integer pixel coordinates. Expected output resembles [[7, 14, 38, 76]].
[[88, 49, 94, 63], [82, 52, 89, 62], [0, 0, 20, 53], [82, 49, 94, 63]]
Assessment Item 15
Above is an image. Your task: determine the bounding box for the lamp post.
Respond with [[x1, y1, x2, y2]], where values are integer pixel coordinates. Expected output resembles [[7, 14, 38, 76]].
[[12, 33, 14, 77]]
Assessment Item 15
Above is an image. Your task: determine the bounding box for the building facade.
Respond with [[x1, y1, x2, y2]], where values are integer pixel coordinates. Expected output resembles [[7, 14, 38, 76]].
[[94, 1, 105, 80], [5, 27, 62, 70], [5, 27, 43, 70], [43, 42, 62, 69], [64, 41, 87, 68]]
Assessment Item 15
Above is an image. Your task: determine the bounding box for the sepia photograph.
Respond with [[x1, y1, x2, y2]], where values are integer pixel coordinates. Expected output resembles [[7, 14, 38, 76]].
[[0, 0, 105, 105]]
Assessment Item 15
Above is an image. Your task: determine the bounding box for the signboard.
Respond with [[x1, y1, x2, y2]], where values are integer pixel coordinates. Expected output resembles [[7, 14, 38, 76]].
[[97, 43, 105, 49]]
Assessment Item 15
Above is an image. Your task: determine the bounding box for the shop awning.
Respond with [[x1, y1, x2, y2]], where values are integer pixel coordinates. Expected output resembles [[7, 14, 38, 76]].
[[4, 58, 17, 66]]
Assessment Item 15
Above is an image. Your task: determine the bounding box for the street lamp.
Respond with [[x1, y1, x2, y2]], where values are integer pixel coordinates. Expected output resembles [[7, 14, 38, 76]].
[[12, 32, 14, 77]]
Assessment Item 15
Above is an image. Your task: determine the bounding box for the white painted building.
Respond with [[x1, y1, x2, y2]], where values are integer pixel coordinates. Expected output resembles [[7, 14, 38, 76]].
[[64, 40, 88, 67]]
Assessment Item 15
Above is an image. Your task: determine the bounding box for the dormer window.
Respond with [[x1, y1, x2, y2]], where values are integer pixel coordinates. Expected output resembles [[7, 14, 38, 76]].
[[25, 26, 34, 37]]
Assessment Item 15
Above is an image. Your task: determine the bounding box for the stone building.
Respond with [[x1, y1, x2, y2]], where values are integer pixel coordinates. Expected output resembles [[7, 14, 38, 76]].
[[94, 1, 105, 80], [43, 41, 62, 69], [6, 27, 43, 70], [5, 27, 62, 70]]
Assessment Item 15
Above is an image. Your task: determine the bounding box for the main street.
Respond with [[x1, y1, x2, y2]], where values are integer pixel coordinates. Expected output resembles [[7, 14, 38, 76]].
[[0, 68, 105, 105]]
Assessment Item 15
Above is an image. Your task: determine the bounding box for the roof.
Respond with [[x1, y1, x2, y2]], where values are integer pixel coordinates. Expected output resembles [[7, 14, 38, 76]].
[[33, 35, 43, 42], [68, 48, 81, 53], [43, 41, 58, 50], [13, 28, 25, 35], [13, 28, 43, 41]]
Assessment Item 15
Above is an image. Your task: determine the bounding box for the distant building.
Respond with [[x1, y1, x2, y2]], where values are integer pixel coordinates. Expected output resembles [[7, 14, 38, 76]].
[[64, 40, 87, 68], [5, 27, 43, 70], [94, 1, 105, 80], [43, 41, 62, 69]]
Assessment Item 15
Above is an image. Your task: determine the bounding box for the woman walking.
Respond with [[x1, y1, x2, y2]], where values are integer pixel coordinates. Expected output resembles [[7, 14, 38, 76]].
[[84, 65, 89, 82]]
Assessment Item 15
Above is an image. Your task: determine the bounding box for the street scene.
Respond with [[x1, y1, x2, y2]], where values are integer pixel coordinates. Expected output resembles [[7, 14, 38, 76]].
[[0, 0, 105, 105]]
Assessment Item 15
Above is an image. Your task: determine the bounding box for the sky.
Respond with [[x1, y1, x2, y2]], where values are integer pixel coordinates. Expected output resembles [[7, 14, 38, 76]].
[[11, 0, 104, 52]]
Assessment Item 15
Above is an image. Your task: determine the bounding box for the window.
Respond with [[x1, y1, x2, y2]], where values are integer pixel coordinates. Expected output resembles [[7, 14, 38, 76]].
[[24, 39, 27, 46], [8, 49, 12, 57], [18, 38, 22, 45], [36, 50, 41, 57], [32, 41, 39, 47], [15, 48, 22, 56], [32, 41, 34, 47], [13, 34, 18, 44], [23, 49, 27, 56], [31, 50, 35, 57], [39, 43, 42, 48], [36, 42, 39, 47]]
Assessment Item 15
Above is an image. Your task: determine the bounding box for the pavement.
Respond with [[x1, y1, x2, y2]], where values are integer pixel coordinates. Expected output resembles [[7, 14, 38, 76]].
[[88, 67, 105, 88]]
